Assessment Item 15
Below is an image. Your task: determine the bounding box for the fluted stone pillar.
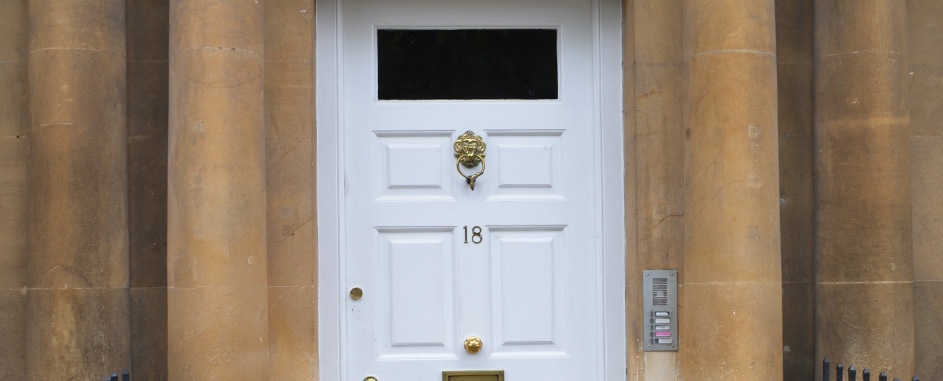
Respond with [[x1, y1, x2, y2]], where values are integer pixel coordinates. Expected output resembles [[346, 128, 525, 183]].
[[168, 1, 268, 379], [26, 1, 131, 378], [681, 0, 783, 378], [814, 1, 914, 378]]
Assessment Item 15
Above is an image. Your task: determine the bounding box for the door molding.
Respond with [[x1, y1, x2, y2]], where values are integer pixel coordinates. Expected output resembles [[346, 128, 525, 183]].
[[315, 0, 626, 379]]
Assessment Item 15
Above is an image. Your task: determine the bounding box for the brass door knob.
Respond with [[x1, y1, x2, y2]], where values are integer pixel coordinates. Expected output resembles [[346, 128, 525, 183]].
[[365, 377, 378, 381], [350, 287, 363, 300], [464, 336, 483, 354]]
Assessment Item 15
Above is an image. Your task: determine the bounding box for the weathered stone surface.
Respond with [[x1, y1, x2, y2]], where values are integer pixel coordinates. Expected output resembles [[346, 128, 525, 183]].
[[264, 0, 315, 62], [168, 0, 268, 378], [0, 138, 28, 289], [127, 0, 169, 63], [170, 1, 263, 53], [266, 136, 315, 287], [775, 3, 815, 378], [816, 1, 907, 56], [128, 61, 169, 289], [623, 0, 641, 377], [683, 283, 783, 378], [27, 1, 130, 378], [28, 48, 129, 290], [265, 62, 315, 138], [0, 290, 27, 380], [778, 135, 814, 283], [635, 63, 684, 137], [0, 0, 27, 63], [27, 289, 131, 380], [168, 49, 267, 290], [682, 0, 782, 378], [907, 0, 943, 66], [268, 286, 317, 378], [914, 281, 943, 379], [683, 0, 776, 56], [630, 0, 686, 377], [775, 0, 813, 65], [816, 282, 915, 377], [127, 4, 170, 377], [814, 2, 914, 377], [908, 65, 943, 137], [0, 63, 27, 138], [28, 0, 126, 54], [908, 2, 943, 379], [776, 64, 814, 137], [783, 282, 815, 380], [634, 0, 681, 64], [684, 52, 781, 284], [0, 2, 28, 379], [264, 2, 318, 377], [130, 287, 168, 381], [167, 287, 269, 379], [912, 137, 943, 282]]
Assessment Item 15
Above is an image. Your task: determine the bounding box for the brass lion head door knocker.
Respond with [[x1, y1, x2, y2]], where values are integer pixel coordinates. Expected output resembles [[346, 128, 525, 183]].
[[454, 131, 486, 190]]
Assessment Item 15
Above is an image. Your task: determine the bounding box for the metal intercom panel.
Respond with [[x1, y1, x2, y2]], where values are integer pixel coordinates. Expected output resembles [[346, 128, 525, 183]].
[[643, 270, 678, 352]]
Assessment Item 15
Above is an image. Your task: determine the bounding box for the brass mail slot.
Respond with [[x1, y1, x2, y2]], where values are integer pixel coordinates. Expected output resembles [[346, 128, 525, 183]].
[[442, 370, 505, 381]]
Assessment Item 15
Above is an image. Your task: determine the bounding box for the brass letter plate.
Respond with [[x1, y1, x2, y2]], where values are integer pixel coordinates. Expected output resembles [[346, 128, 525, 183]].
[[442, 370, 505, 381]]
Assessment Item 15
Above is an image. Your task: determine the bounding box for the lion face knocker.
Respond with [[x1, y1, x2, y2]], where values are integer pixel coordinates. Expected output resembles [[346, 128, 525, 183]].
[[454, 131, 486, 190]]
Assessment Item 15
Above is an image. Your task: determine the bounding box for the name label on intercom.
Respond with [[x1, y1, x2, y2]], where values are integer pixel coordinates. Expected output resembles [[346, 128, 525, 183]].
[[643, 270, 678, 352]]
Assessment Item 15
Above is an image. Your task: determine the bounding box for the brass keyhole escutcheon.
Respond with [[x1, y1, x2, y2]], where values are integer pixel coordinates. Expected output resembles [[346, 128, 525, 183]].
[[464, 336, 483, 354], [350, 287, 363, 300], [454, 131, 486, 190]]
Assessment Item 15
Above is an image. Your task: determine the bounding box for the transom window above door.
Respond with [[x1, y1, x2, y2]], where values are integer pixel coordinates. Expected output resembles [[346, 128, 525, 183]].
[[377, 28, 559, 100]]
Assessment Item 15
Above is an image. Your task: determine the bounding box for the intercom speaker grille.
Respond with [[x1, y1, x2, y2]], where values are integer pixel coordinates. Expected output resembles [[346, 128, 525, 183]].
[[653, 278, 668, 306]]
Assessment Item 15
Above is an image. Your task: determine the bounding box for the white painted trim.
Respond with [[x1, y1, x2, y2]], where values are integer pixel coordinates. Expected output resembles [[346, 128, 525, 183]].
[[595, 0, 627, 379], [316, 0, 342, 379], [315, 0, 626, 379]]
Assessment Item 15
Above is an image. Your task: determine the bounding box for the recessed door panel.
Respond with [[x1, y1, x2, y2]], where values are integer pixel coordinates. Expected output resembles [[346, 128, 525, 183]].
[[376, 228, 456, 358], [375, 131, 455, 201], [490, 227, 567, 357], [487, 131, 565, 201]]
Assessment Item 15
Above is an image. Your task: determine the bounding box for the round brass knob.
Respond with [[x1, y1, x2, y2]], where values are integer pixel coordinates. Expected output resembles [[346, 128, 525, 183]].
[[350, 287, 363, 300], [364, 377, 378, 381], [464, 336, 483, 354]]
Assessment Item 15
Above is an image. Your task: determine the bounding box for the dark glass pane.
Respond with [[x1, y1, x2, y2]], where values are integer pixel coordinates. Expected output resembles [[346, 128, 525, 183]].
[[377, 29, 558, 100]]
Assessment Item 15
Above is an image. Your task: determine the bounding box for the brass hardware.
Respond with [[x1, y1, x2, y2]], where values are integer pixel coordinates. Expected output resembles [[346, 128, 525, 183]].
[[463, 336, 483, 354], [454, 131, 486, 190], [442, 370, 505, 381], [350, 287, 363, 300], [364, 377, 378, 381]]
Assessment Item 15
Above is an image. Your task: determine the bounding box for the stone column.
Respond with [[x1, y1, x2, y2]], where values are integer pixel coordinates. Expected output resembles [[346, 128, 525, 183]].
[[263, 0, 318, 378], [681, 0, 783, 378], [26, 1, 131, 379], [814, 1, 914, 378], [0, 1, 29, 379], [167, 1, 268, 379]]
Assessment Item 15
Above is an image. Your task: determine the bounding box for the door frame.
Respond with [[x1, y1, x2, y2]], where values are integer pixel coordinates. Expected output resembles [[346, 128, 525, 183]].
[[315, 0, 626, 379]]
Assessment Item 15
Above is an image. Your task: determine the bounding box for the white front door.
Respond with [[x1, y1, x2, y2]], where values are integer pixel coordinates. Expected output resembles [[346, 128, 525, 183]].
[[321, 0, 624, 379]]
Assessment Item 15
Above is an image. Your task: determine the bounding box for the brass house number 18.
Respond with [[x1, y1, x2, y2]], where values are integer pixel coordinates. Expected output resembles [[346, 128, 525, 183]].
[[463, 226, 483, 244]]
